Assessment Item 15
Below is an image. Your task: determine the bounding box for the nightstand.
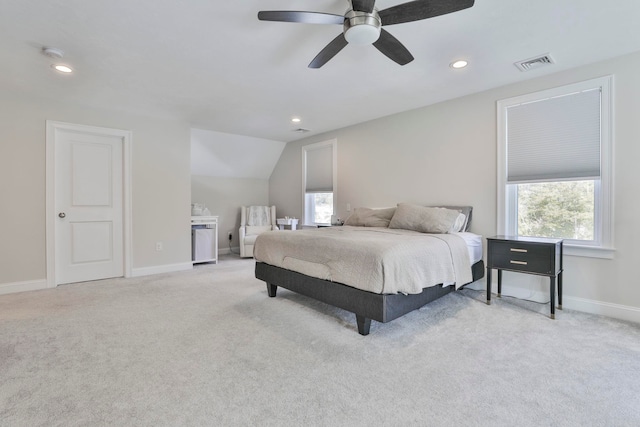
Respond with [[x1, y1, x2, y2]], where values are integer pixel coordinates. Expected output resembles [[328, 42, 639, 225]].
[[486, 236, 563, 319], [276, 218, 299, 230]]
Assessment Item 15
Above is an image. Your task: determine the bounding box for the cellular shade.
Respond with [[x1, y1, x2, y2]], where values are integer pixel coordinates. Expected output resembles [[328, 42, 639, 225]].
[[305, 144, 333, 192], [507, 88, 601, 183]]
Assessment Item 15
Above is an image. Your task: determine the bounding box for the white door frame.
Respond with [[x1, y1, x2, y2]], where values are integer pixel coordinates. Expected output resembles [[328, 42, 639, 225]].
[[46, 121, 133, 287]]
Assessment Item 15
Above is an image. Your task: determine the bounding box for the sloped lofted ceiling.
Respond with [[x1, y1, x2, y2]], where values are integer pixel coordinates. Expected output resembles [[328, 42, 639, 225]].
[[1, 0, 640, 143], [191, 129, 286, 179]]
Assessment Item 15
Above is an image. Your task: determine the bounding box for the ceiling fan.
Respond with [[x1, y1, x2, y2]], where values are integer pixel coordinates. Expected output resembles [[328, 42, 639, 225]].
[[258, 0, 475, 68]]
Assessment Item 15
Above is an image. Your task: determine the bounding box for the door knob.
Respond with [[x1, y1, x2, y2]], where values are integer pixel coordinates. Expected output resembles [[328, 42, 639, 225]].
[[58, 212, 66, 218]]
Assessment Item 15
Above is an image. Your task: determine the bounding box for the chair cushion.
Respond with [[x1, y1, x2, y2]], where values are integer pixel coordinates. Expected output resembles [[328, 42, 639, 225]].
[[246, 225, 273, 235], [244, 235, 259, 245]]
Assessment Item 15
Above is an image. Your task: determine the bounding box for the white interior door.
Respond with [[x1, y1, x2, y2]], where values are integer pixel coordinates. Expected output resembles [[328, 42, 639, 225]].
[[53, 127, 124, 285]]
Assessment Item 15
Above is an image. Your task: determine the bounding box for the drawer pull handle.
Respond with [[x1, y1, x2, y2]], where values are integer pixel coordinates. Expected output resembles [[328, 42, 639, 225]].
[[510, 248, 528, 253], [510, 260, 528, 265]]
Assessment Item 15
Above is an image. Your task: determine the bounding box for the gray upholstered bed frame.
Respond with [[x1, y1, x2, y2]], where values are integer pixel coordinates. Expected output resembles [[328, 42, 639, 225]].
[[255, 260, 485, 335]]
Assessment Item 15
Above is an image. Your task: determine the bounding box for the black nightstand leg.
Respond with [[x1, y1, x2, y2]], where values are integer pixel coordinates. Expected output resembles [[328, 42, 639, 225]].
[[558, 271, 563, 310], [549, 277, 556, 320], [486, 267, 492, 305], [497, 270, 502, 298]]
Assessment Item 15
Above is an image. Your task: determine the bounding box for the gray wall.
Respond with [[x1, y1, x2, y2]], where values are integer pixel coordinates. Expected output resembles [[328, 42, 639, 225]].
[[191, 176, 270, 251], [0, 93, 192, 285], [269, 51, 640, 321]]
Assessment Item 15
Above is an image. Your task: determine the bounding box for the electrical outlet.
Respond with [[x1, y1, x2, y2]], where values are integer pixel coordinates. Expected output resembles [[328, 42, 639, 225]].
[[346, 203, 351, 212], [228, 231, 233, 241], [155, 241, 163, 251]]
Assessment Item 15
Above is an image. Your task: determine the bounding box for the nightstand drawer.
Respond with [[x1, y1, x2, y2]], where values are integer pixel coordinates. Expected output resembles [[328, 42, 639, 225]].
[[489, 241, 554, 275], [490, 253, 552, 274]]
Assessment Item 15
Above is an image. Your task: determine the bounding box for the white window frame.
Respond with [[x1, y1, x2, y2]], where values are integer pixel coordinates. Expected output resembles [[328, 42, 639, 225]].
[[302, 139, 337, 226], [497, 76, 614, 259]]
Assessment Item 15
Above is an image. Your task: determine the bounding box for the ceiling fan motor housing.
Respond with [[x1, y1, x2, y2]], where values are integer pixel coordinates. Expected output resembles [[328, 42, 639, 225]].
[[344, 9, 381, 45]]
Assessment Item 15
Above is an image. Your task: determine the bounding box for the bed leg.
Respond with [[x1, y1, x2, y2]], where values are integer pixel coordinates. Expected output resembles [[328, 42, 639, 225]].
[[266, 283, 277, 297], [355, 315, 371, 336]]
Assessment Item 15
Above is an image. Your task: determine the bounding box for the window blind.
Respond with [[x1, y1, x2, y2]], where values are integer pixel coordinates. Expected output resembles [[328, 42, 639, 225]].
[[506, 88, 601, 183], [305, 144, 333, 192]]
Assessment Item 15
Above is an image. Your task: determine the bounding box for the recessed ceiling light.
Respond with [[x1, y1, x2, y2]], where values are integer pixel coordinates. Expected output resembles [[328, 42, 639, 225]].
[[291, 117, 301, 123], [450, 60, 468, 69], [52, 64, 73, 73]]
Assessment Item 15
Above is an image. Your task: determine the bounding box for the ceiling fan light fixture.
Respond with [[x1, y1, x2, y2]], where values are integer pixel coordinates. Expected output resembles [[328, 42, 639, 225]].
[[345, 24, 381, 45], [344, 9, 381, 45], [258, 0, 475, 68]]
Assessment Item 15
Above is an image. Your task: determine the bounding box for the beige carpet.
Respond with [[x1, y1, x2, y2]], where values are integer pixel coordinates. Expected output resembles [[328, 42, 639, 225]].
[[1, 254, 639, 426]]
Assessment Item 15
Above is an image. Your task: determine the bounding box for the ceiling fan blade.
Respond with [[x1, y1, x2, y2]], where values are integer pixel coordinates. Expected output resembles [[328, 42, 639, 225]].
[[379, 0, 474, 26], [372, 29, 414, 66], [308, 33, 348, 68], [351, 0, 376, 13], [258, 11, 345, 25]]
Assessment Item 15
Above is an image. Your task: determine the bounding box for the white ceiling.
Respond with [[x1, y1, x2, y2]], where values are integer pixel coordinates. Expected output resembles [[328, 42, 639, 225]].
[[2, 0, 640, 143]]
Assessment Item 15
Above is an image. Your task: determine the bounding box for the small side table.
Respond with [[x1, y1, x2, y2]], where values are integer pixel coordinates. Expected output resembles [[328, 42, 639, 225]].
[[277, 218, 299, 230], [486, 236, 563, 319], [191, 215, 219, 264]]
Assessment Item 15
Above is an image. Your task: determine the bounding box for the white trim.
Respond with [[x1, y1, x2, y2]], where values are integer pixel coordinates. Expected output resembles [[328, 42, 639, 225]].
[[601, 75, 614, 252], [497, 76, 614, 254], [46, 121, 133, 288], [123, 131, 133, 279], [466, 279, 550, 303], [564, 244, 615, 259], [472, 279, 640, 324], [563, 296, 640, 324], [131, 262, 193, 278], [0, 279, 48, 296]]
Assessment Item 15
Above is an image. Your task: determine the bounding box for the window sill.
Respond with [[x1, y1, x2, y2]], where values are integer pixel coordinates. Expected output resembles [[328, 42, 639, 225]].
[[564, 244, 615, 259]]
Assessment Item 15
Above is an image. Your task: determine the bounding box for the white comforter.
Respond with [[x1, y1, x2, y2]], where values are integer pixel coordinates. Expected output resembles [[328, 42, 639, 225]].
[[253, 226, 473, 295]]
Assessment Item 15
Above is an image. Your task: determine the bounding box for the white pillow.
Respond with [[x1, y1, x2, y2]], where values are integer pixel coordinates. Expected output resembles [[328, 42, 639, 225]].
[[450, 213, 467, 233]]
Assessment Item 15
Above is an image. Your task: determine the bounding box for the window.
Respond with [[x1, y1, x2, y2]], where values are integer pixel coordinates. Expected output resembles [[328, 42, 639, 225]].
[[302, 140, 337, 226], [305, 192, 334, 224], [497, 76, 613, 258]]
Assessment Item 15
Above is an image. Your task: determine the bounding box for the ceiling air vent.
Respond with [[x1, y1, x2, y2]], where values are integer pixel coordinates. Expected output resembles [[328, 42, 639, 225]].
[[293, 128, 310, 133], [514, 54, 555, 72]]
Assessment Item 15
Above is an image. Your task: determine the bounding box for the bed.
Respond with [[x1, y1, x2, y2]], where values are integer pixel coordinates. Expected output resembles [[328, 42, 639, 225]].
[[254, 204, 484, 335]]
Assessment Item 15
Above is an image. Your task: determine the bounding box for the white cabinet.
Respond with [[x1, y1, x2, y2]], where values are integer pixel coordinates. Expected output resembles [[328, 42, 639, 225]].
[[191, 216, 218, 264]]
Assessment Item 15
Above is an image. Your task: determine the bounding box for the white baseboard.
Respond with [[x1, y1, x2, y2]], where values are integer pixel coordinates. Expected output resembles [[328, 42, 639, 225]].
[[130, 262, 193, 278], [0, 262, 194, 295], [563, 296, 640, 324], [0, 279, 48, 295], [468, 278, 640, 324], [218, 247, 239, 255], [465, 280, 550, 303]]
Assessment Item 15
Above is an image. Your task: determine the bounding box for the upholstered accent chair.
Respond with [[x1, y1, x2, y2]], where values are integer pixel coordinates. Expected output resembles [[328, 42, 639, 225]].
[[239, 205, 278, 258]]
